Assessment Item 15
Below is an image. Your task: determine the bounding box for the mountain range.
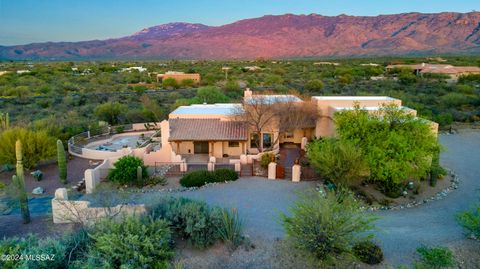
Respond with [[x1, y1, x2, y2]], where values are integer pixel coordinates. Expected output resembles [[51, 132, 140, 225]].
[[1, 12, 480, 60]]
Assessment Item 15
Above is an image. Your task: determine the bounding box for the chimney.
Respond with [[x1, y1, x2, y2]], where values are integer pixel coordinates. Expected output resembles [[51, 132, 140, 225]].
[[244, 88, 252, 98]]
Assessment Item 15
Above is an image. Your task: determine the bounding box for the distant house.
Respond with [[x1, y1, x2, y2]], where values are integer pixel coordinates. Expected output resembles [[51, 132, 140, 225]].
[[386, 63, 480, 81], [16, 70, 30, 74], [242, 66, 262, 72], [120, 66, 147, 73], [313, 62, 340, 66], [361, 63, 380, 67], [156, 71, 201, 84]]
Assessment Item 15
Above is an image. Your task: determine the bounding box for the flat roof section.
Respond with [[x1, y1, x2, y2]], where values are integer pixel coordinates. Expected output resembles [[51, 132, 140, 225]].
[[170, 103, 242, 116]]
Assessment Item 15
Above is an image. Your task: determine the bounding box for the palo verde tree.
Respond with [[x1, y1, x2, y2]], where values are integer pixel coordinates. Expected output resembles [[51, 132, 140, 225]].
[[13, 140, 30, 224], [307, 138, 369, 187], [334, 104, 440, 195], [57, 140, 67, 184]]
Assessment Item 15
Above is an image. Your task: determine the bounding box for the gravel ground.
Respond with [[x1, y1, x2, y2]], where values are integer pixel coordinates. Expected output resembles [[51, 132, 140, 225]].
[[138, 178, 317, 240], [140, 130, 480, 267]]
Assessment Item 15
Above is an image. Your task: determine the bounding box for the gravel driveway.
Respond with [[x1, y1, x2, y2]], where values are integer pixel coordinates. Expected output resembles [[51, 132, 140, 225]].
[[375, 130, 480, 265], [159, 130, 480, 266]]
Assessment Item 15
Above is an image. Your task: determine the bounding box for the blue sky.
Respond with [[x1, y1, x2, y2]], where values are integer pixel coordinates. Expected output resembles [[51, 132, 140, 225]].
[[0, 0, 479, 45]]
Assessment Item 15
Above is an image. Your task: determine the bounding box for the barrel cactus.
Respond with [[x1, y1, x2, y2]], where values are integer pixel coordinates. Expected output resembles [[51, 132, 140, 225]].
[[57, 140, 67, 184]]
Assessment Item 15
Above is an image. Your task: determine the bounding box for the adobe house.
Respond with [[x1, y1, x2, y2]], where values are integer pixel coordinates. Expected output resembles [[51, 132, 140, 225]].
[[386, 63, 480, 81], [157, 89, 438, 163]]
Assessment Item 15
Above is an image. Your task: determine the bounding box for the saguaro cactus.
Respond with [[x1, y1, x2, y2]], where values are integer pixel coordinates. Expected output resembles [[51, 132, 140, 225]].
[[57, 140, 67, 184], [137, 166, 143, 185], [15, 140, 30, 224], [0, 112, 9, 130]]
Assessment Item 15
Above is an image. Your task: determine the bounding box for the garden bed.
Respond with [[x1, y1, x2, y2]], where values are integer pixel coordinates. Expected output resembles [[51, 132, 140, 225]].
[[353, 173, 456, 210]]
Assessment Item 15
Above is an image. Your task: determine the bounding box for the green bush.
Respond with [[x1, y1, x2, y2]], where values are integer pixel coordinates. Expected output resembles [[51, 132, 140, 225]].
[[456, 204, 480, 238], [260, 152, 275, 168], [107, 156, 148, 186], [281, 189, 377, 264], [307, 138, 368, 187], [150, 197, 223, 248], [352, 240, 384, 265], [0, 127, 57, 169], [180, 170, 214, 187], [0, 230, 90, 269], [179, 169, 238, 187], [87, 216, 174, 268], [212, 168, 239, 182], [415, 246, 455, 269]]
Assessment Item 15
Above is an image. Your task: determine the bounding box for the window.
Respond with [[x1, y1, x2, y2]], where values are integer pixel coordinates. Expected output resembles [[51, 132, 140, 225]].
[[263, 133, 272, 149], [228, 141, 239, 147], [250, 133, 259, 148], [285, 132, 294, 139]]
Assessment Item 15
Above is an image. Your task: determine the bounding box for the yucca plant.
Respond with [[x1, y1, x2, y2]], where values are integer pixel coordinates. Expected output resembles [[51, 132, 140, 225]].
[[57, 140, 67, 184], [14, 140, 30, 224], [217, 208, 244, 248]]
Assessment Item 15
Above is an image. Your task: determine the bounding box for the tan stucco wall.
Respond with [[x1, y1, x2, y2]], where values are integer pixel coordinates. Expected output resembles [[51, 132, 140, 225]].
[[314, 98, 404, 138], [175, 141, 194, 155], [212, 142, 223, 158], [222, 141, 244, 156]]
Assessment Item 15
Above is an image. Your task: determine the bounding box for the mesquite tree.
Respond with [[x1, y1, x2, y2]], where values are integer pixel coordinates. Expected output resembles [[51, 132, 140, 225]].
[[57, 140, 68, 184], [14, 140, 30, 224]]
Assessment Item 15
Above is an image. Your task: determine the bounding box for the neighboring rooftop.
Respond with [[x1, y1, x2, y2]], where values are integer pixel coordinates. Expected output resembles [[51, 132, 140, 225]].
[[169, 103, 242, 117], [313, 96, 398, 101], [169, 119, 248, 141], [386, 63, 480, 75], [333, 106, 414, 111], [245, 95, 303, 104]]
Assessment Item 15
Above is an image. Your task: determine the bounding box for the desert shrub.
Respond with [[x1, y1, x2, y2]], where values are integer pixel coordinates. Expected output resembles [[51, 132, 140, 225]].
[[281, 189, 377, 264], [260, 152, 276, 168], [0, 127, 57, 169], [179, 169, 237, 187], [307, 138, 368, 187], [352, 240, 384, 265], [179, 170, 214, 187], [145, 174, 168, 186], [149, 197, 223, 248], [107, 156, 148, 186], [217, 208, 244, 248], [456, 204, 480, 238], [212, 168, 239, 182], [0, 230, 90, 269], [86, 216, 174, 268], [415, 246, 455, 269]]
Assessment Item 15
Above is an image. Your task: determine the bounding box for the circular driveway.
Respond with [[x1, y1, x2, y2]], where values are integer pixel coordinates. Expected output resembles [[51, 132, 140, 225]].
[[375, 130, 480, 265], [165, 130, 480, 266]]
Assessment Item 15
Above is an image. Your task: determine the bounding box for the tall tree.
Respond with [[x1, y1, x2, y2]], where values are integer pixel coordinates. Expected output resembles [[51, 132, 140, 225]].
[[334, 104, 440, 194]]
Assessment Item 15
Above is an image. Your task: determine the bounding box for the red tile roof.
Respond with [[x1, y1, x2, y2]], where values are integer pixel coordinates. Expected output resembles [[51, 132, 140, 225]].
[[169, 119, 248, 141]]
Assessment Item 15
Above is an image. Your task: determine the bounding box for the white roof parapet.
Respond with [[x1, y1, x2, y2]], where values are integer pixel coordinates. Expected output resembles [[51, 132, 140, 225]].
[[170, 103, 243, 116], [312, 96, 398, 101]]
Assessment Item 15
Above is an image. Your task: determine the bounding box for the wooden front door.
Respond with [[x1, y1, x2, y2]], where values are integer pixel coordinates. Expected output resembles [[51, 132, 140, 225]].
[[194, 141, 209, 154]]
